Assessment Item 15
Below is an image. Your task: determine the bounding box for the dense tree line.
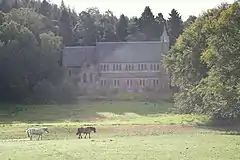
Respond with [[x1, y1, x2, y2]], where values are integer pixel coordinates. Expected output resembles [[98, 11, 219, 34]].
[[163, 2, 240, 121], [0, 0, 186, 104], [0, 0, 186, 46]]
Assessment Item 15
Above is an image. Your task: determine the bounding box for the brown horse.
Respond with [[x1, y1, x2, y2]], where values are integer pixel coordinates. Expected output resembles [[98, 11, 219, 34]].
[[76, 127, 96, 139]]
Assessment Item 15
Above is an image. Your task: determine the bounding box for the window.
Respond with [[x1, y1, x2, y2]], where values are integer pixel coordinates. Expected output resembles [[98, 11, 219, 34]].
[[157, 64, 160, 70], [139, 80, 142, 85], [156, 80, 159, 85], [89, 74, 93, 82], [83, 73, 87, 83], [138, 64, 141, 70], [130, 80, 133, 86], [104, 64, 106, 71], [69, 70, 72, 76], [100, 65, 103, 71], [153, 80, 156, 86], [113, 64, 116, 71], [142, 79, 145, 86], [101, 80, 105, 86], [114, 80, 120, 87], [128, 64, 131, 71], [141, 64, 144, 70], [144, 64, 147, 70], [119, 64, 122, 71], [126, 64, 128, 71], [154, 64, 156, 70], [132, 64, 134, 71], [107, 65, 109, 71], [150, 64, 153, 70]]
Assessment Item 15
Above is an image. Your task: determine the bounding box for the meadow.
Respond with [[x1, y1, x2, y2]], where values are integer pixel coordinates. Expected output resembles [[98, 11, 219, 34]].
[[0, 100, 240, 160]]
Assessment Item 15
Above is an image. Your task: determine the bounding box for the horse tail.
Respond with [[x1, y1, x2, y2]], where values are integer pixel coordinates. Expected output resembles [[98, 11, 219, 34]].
[[26, 129, 30, 138]]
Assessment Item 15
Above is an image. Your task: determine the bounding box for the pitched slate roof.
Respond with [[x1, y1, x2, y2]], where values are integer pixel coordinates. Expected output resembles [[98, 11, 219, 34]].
[[63, 46, 96, 67], [96, 41, 168, 63]]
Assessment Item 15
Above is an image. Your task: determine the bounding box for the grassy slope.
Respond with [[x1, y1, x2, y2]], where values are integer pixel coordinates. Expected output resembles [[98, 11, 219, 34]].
[[0, 101, 238, 160], [1, 134, 240, 160], [0, 101, 208, 125]]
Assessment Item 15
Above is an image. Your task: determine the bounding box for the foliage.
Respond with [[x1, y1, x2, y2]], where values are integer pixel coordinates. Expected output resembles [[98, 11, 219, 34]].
[[0, 0, 186, 104], [0, 8, 79, 104], [163, 2, 240, 120]]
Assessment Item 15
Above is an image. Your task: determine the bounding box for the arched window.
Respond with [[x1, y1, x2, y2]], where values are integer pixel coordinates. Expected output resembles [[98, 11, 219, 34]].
[[83, 73, 87, 83], [132, 64, 134, 71], [157, 64, 160, 70]]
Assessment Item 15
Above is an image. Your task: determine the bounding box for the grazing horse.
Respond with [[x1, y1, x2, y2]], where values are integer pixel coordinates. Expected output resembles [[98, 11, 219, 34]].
[[76, 127, 96, 139], [26, 127, 49, 141]]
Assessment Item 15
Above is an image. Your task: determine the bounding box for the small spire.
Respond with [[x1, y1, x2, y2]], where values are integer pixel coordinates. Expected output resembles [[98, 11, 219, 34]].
[[161, 24, 169, 42]]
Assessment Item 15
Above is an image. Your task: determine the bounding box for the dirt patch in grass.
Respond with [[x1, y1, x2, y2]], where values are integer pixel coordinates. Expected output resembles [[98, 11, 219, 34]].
[[96, 124, 200, 136]]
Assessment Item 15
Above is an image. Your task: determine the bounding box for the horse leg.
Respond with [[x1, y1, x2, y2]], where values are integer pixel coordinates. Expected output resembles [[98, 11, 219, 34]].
[[30, 135, 32, 141], [79, 133, 82, 139], [41, 134, 42, 140], [89, 133, 91, 139], [84, 133, 87, 139], [37, 135, 40, 140]]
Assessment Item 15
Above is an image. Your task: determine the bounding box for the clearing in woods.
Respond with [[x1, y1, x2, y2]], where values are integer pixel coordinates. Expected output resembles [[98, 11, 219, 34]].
[[0, 101, 240, 160]]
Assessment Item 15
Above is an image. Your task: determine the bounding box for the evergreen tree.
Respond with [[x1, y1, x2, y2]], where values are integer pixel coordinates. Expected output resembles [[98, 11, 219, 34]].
[[39, 0, 51, 18], [183, 15, 197, 29], [59, 1, 73, 46], [155, 13, 166, 39], [139, 6, 156, 40], [167, 9, 183, 46], [116, 14, 128, 41]]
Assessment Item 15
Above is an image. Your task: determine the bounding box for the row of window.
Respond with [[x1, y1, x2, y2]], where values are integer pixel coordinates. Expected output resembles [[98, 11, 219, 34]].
[[100, 64, 161, 71], [101, 79, 160, 87], [69, 71, 94, 83]]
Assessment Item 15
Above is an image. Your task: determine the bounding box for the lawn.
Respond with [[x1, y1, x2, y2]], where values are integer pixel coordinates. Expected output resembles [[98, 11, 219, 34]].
[[0, 101, 239, 160]]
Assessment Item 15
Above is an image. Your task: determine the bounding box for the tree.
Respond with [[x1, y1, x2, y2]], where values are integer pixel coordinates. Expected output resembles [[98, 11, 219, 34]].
[[183, 15, 197, 29], [6, 8, 55, 41], [116, 14, 128, 41], [155, 13, 166, 39], [0, 20, 39, 102], [59, 1, 73, 46], [167, 9, 183, 46], [163, 2, 240, 121], [139, 6, 156, 40], [39, 0, 51, 18], [0, 0, 12, 12]]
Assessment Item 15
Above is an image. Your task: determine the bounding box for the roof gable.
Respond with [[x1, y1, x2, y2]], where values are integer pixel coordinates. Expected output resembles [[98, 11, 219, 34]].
[[63, 46, 96, 67]]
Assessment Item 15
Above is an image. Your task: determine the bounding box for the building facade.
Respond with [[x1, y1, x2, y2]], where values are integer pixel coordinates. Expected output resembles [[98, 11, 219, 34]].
[[63, 26, 170, 92]]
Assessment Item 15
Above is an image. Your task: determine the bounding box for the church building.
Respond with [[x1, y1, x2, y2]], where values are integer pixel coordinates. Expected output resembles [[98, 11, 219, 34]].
[[62, 26, 170, 92]]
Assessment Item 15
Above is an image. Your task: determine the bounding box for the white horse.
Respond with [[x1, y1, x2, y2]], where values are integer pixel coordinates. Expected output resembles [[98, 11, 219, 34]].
[[26, 127, 49, 140]]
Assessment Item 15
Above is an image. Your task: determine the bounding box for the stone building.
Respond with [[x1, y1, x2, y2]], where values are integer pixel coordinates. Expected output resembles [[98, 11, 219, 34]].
[[63, 26, 170, 92]]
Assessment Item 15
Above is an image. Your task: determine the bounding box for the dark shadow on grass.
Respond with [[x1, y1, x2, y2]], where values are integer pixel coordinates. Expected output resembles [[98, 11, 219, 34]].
[[0, 100, 173, 124], [197, 119, 240, 135]]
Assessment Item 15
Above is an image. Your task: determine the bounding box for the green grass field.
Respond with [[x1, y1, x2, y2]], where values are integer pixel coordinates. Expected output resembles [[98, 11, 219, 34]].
[[0, 101, 239, 160]]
